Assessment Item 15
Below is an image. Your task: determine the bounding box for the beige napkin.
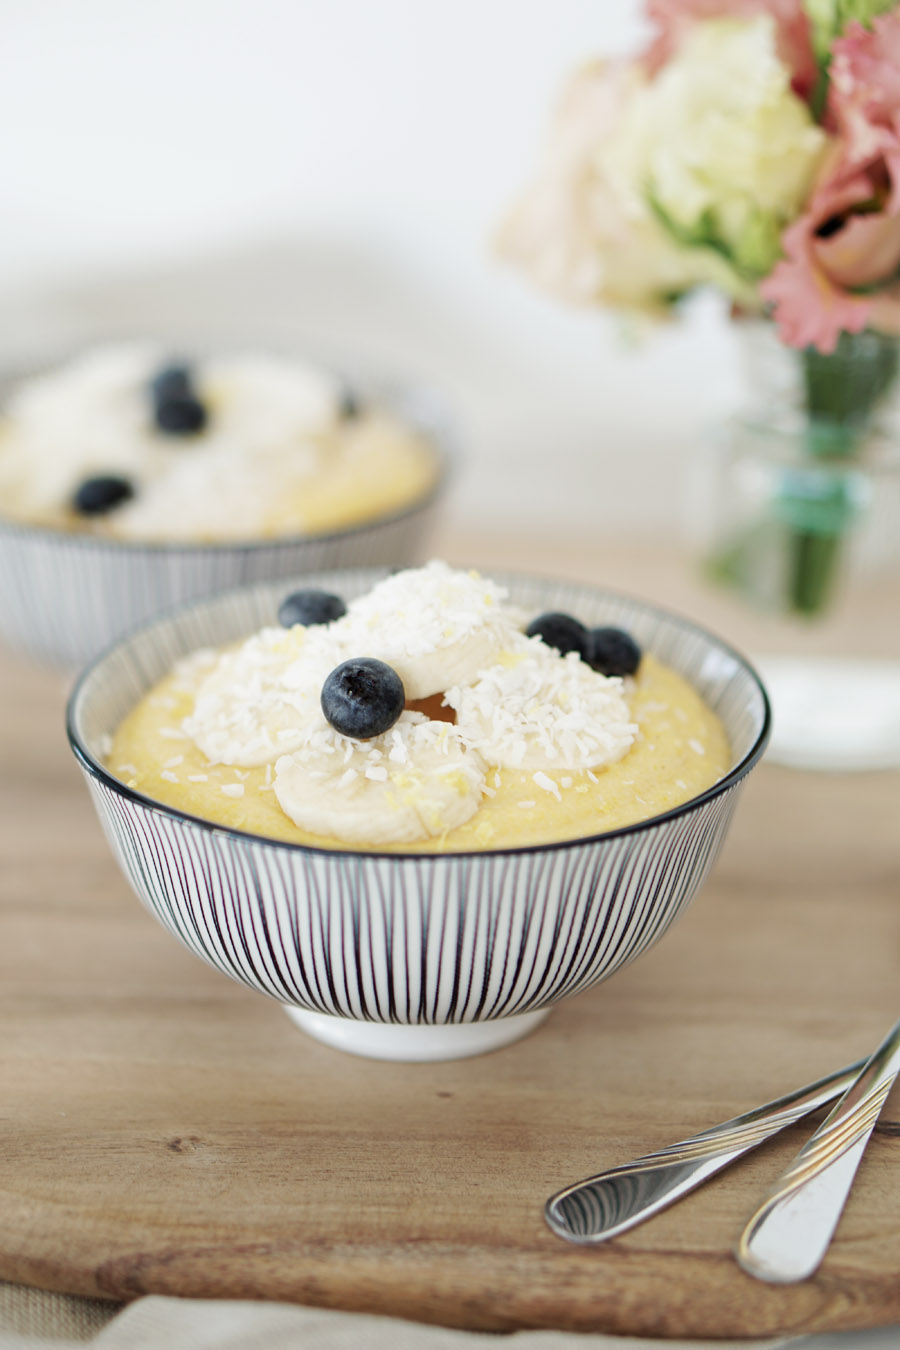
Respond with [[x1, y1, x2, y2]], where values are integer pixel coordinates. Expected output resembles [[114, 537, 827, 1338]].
[[0, 1282, 796, 1350]]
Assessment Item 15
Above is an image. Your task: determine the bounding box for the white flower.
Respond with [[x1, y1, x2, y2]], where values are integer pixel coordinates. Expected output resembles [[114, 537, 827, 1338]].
[[498, 59, 760, 314], [607, 15, 827, 277]]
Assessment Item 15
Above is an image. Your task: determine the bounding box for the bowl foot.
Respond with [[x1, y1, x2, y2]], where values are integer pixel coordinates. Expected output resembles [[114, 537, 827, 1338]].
[[282, 1007, 550, 1061]]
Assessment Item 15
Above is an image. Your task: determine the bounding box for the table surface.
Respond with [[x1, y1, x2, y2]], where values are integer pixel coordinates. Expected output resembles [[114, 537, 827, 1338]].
[[2, 534, 900, 1341]]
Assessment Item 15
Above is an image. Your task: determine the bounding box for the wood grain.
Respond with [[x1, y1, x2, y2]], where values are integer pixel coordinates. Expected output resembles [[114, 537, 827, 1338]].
[[2, 540, 900, 1338]]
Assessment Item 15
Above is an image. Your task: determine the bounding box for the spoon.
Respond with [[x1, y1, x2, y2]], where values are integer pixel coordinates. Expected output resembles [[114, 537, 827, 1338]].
[[736, 1017, 900, 1283], [545, 1057, 864, 1244]]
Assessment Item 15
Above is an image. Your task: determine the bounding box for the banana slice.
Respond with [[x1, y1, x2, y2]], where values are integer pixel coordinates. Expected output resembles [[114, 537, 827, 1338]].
[[274, 713, 486, 844], [446, 636, 638, 771], [183, 624, 346, 766], [340, 560, 524, 700]]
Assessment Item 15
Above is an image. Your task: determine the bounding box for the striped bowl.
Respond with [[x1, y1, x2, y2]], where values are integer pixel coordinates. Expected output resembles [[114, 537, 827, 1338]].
[[0, 384, 451, 670], [66, 568, 770, 1062]]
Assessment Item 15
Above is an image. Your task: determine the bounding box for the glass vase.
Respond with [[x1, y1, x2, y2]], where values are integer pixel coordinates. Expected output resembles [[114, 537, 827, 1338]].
[[694, 322, 900, 771]]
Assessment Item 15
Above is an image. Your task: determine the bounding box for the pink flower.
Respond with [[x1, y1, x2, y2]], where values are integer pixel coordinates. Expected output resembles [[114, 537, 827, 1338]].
[[761, 12, 900, 353], [829, 15, 900, 164], [761, 171, 877, 352], [761, 157, 900, 352], [645, 0, 817, 98]]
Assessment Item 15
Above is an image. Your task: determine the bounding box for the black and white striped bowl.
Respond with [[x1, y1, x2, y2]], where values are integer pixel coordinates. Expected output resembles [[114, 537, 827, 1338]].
[[66, 568, 770, 1062], [0, 385, 450, 670]]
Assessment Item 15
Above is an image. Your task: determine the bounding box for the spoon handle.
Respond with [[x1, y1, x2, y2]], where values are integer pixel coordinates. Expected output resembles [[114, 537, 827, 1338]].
[[736, 1018, 900, 1284], [545, 1058, 864, 1244]]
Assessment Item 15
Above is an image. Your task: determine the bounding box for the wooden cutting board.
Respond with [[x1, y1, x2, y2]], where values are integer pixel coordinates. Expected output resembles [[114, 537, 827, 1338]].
[[3, 542, 900, 1339]]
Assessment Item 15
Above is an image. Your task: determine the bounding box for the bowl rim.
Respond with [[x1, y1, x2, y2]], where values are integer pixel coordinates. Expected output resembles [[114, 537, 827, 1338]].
[[66, 567, 772, 861]]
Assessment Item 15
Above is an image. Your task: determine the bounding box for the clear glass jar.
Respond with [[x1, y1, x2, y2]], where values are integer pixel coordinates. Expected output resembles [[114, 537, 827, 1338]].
[[692, 322, 900, 770]]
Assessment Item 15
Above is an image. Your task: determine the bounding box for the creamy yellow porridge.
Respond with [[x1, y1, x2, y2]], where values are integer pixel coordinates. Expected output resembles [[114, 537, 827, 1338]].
[[107, 563, 730, 852], [0, 346, 437, 542]]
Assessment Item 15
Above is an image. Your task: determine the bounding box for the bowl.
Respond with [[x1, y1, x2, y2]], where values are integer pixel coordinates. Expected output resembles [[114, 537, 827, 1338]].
[[66, 567, 770, 1062], [0, 376, 451, 670]]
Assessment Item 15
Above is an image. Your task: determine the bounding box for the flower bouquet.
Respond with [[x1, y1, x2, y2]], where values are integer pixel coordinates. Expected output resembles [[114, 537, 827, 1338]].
[[499, 1, 900, 619]]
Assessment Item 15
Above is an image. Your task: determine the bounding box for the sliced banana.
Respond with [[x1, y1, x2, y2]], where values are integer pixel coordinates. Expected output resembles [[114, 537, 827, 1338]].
[[182, 624, 346, 766], [446, 635, 638, 772], [274, 713, 486, 844], [386, 626, 514, 703], [339, 560, 524, 700]]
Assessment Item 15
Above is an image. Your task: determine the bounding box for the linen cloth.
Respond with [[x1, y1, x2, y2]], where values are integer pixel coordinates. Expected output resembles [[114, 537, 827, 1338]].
[[0, 1283, 793, 1350]]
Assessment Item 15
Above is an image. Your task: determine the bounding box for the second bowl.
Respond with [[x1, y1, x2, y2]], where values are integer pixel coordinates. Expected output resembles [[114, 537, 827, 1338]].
[[0, 363, 451, 669]]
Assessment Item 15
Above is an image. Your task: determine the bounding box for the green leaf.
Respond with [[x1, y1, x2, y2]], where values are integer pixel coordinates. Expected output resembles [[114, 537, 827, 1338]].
[[804, 0, 895, 57], [731, 211, 783, 277], [802, 328, 900, 445]]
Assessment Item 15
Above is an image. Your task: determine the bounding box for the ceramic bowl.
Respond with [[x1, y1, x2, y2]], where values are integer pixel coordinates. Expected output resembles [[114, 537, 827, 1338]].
[[0, 382, 451, 669], [66, 567, 770, 1063]]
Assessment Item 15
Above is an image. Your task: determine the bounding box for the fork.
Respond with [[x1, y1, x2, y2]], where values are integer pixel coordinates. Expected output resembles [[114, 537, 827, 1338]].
[[545, 1057, 864, 1244], [736, 1017, 900, 1283]]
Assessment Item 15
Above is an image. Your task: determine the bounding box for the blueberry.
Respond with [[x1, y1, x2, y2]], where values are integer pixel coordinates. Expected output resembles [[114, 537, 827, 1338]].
[[278, 589, 347, 629], [150, 363, 193, 404], [150, 362, 208, 436], [525, 611, 588, 658], [154, 395, 208, 436], [336, 382, 362, 419], [586, 627, 642, 677], [321, 658, 405, 739], [72, 475, 135, 516]]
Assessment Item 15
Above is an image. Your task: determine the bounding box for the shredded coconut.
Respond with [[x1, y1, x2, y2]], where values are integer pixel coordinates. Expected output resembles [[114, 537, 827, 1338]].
[[182, 623, 345, 766], [447, 635, 637, 771], [335, 560, 525, 700], [273, 712, 486, 845], [533, 770, 562, 800]]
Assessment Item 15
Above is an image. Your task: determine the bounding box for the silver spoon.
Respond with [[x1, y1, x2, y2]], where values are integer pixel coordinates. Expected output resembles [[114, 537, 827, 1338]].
[[545, 1058, 864, 1244], [736, 1017, 900, 1283]]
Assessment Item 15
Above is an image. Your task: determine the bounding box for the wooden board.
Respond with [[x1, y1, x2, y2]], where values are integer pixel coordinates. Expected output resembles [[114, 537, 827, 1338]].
[[3, 541, 900, 1339]]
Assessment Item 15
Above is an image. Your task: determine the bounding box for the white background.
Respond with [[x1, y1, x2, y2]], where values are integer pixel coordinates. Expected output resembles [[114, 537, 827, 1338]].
[[0, 0, 749, 544]]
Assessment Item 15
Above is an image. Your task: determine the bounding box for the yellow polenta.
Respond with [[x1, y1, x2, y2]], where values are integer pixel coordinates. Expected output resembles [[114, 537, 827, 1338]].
[[108, 652, 730, 853], [0, 411, 437, 540]]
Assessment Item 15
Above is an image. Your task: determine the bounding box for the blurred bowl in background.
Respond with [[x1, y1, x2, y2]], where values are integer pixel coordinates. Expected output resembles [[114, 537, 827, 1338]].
[[0, 358, 453, 669]]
